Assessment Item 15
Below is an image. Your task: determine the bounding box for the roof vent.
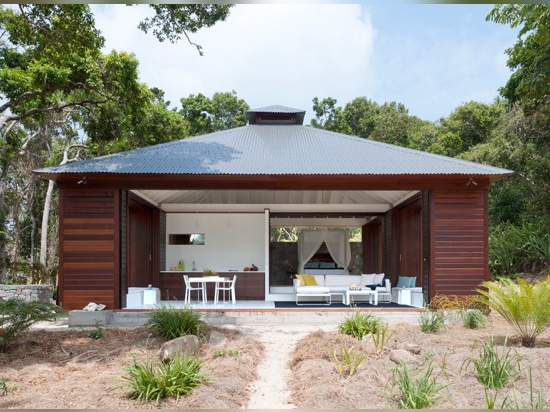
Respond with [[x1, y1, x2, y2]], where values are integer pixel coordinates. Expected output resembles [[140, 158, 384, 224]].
[[247, 105, 305, 125]]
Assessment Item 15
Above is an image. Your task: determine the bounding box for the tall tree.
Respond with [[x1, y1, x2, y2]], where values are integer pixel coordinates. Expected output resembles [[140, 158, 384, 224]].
[[310, 97, 350, 134], [487, 5, 550, 114], [136, 4, 234, 55], [0, 4, 233, 280], [179, 90, 249, 136]]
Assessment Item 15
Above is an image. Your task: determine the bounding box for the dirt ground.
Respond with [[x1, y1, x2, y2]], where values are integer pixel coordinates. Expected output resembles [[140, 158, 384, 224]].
[[1, 311, 550, 409]]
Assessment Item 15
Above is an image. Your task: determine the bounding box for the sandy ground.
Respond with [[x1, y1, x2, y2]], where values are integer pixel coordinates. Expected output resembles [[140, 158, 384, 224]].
[[3, 311, 550, 409], [234, 324, 335, 409]]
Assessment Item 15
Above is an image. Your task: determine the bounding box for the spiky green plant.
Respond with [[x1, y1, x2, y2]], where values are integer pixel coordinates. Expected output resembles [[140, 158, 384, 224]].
[[121, 354, 208, 402], [332, 346, 367, 377], [0, 298, 62, 352], [476, 277, 550, 347], [145, 305, 208, 340], [338, 309, 382, 339], [390, 360, 447, 409], [464, 337, 521, 389]]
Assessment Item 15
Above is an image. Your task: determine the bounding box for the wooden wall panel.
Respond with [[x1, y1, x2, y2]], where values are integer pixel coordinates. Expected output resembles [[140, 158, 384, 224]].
[[59, 190, 120, 310], [429, 190, 488, 299]]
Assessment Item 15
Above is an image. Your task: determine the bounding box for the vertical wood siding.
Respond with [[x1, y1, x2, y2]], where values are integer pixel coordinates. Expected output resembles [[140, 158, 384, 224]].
[[59, 189, 120, 310], [429, 190, 488, 298], [422, 191, 431, 300]]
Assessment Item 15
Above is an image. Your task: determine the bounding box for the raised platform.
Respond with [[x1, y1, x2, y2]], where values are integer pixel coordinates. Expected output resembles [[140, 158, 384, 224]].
[[67, 300, 422, 327]]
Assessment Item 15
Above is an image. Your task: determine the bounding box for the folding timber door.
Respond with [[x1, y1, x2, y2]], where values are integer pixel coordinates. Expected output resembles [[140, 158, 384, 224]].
[[396, 198, 422, 283], [128, 199, 153, 287]]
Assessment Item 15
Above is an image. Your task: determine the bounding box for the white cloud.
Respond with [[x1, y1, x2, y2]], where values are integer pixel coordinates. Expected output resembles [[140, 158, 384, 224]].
[[91, 3, 516, 124], [91, 4, 375, 122]]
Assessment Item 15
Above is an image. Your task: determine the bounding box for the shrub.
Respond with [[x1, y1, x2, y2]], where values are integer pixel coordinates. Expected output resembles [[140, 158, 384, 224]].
[[489, 221, 550, 278], [338, 309, 382, 339], [418, 308, 446, 334], [464, 337, 521, 389], [430, 294, 487, 312], [145, 305, 208, 340], [0, 298, 62, 352], [82, 320, 104, 339], [476, 277, 550, 347], [121, 354, 208, 402], [390, 360, 447, 409], [461, 309, 488, 329]]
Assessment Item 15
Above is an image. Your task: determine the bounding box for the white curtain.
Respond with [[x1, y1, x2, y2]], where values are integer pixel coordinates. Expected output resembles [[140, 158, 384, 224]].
[[297, 229, 351, 274]]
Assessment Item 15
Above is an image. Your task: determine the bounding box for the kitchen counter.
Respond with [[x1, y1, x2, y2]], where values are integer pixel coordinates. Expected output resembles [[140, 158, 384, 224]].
[[159, 271, 265, 301]]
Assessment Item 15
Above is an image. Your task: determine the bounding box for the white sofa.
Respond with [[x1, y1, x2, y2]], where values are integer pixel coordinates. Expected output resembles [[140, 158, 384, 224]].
[[294, 271, 391, 304]]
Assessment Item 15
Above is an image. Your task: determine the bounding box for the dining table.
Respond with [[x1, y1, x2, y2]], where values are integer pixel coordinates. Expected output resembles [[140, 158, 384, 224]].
[[187, 276, 229, 304]]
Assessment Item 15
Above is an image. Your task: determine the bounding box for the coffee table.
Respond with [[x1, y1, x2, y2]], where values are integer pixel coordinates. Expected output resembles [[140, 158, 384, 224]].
[[345, 289, 378, 305]]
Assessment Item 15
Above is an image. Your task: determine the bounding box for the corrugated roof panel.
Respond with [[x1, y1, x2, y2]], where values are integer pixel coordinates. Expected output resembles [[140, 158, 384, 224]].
[[35, 124, 512, 176]]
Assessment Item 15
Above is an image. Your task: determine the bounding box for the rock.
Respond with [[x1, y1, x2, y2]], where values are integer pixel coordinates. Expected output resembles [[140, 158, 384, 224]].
[[389, 348, 417, 365], [82, 302, 106, 311], [208, 330, 227, 346], [403, 343, 422, 355], [159, 335, 200, 362]]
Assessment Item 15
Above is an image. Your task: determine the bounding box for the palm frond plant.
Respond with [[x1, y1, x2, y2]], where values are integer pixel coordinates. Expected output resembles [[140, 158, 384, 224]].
[[476, 277, 550, 347]]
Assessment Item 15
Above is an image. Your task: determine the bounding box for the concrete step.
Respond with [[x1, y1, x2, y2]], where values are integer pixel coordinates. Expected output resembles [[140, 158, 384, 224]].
[[68, 308, 421, 327]]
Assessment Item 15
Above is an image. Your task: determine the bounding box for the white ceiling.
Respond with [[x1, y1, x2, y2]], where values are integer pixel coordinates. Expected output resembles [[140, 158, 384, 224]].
[[133, 189, 419, 227]]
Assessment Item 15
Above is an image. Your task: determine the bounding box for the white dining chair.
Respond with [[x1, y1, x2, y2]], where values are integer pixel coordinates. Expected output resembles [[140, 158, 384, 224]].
[[183, 275, 205, 305], [215, 275, 237, 304]]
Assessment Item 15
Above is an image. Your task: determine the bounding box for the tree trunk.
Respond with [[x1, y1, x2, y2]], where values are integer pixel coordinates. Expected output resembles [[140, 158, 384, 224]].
[[39, 179, 55, 267]]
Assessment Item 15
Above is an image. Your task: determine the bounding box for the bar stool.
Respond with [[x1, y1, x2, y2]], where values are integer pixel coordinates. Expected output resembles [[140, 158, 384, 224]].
[[215, 275, 237, 304], [183, 275, 205, 305]]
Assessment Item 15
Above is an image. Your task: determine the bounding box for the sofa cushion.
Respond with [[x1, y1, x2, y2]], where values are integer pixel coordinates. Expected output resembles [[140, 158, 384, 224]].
[[373, 273, 385, 284], [360, 273, 376, 285], [324, 274, 360, 287], [296, 274, 318, 286], [296, 286, 330, 294], [396, 276, 416, 288]]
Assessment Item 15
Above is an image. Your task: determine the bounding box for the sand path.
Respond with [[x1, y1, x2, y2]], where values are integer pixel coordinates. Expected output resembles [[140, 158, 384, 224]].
[[234, 324, 335, 409]]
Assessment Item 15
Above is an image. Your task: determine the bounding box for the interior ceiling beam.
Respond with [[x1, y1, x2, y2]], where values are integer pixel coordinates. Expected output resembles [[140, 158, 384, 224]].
[[160, 203, 393, 213]]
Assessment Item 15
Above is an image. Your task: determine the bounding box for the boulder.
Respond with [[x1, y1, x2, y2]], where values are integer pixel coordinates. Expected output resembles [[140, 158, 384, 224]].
[[208, 330, 227, 346], [389, 348, 417, 365], [159, 335, 199, 362]]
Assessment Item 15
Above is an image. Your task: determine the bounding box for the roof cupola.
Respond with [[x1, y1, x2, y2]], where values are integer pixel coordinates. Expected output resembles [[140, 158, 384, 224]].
[[247, 105, 306, 125]]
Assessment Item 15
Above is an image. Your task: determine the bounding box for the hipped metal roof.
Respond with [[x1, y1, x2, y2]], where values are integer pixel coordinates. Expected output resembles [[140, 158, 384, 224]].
[[35, 106, 512, 179]]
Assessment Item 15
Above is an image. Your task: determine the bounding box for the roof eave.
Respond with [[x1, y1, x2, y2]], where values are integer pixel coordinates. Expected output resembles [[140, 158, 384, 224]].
[[39, 172, 511, 191]]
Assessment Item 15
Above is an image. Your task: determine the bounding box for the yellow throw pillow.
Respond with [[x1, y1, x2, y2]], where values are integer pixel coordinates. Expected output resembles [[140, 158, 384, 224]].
[[295, 274, 317, 286]]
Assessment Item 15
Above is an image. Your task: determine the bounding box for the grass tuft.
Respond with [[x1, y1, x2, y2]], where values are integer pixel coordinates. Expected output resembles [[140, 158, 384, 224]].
[[145, 305, 208, 340]]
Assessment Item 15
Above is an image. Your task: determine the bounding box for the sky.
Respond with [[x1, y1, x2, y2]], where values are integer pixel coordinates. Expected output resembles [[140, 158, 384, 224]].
[[90, 2, 519, 124]]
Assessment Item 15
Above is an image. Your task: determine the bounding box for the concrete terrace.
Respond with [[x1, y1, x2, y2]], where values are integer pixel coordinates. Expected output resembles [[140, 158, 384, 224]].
[[66, 299, 423, 328]]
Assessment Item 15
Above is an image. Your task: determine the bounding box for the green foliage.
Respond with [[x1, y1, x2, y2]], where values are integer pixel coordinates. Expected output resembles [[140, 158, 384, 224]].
[[464, 337, 521, 389], [487, 5, 550, 113], [332, 346, 367, 377], [489, 221, 550, 277], [179, 90, 249, 136], [461, 309, 488, 329], [0, 377, 9, 396], [121, 354, 208, 403], [136, 4, 233, 55], [212, 349, 241, 358], [476, 277, 550, 347], [390, 360, 447, 409], [338, 309, 382, 339], [418, 307, 446, 334], [145, 305, 208, 340], [0, 298, 62, 351], [82, 320, 104, 340], [371, 322, 395, 353]]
